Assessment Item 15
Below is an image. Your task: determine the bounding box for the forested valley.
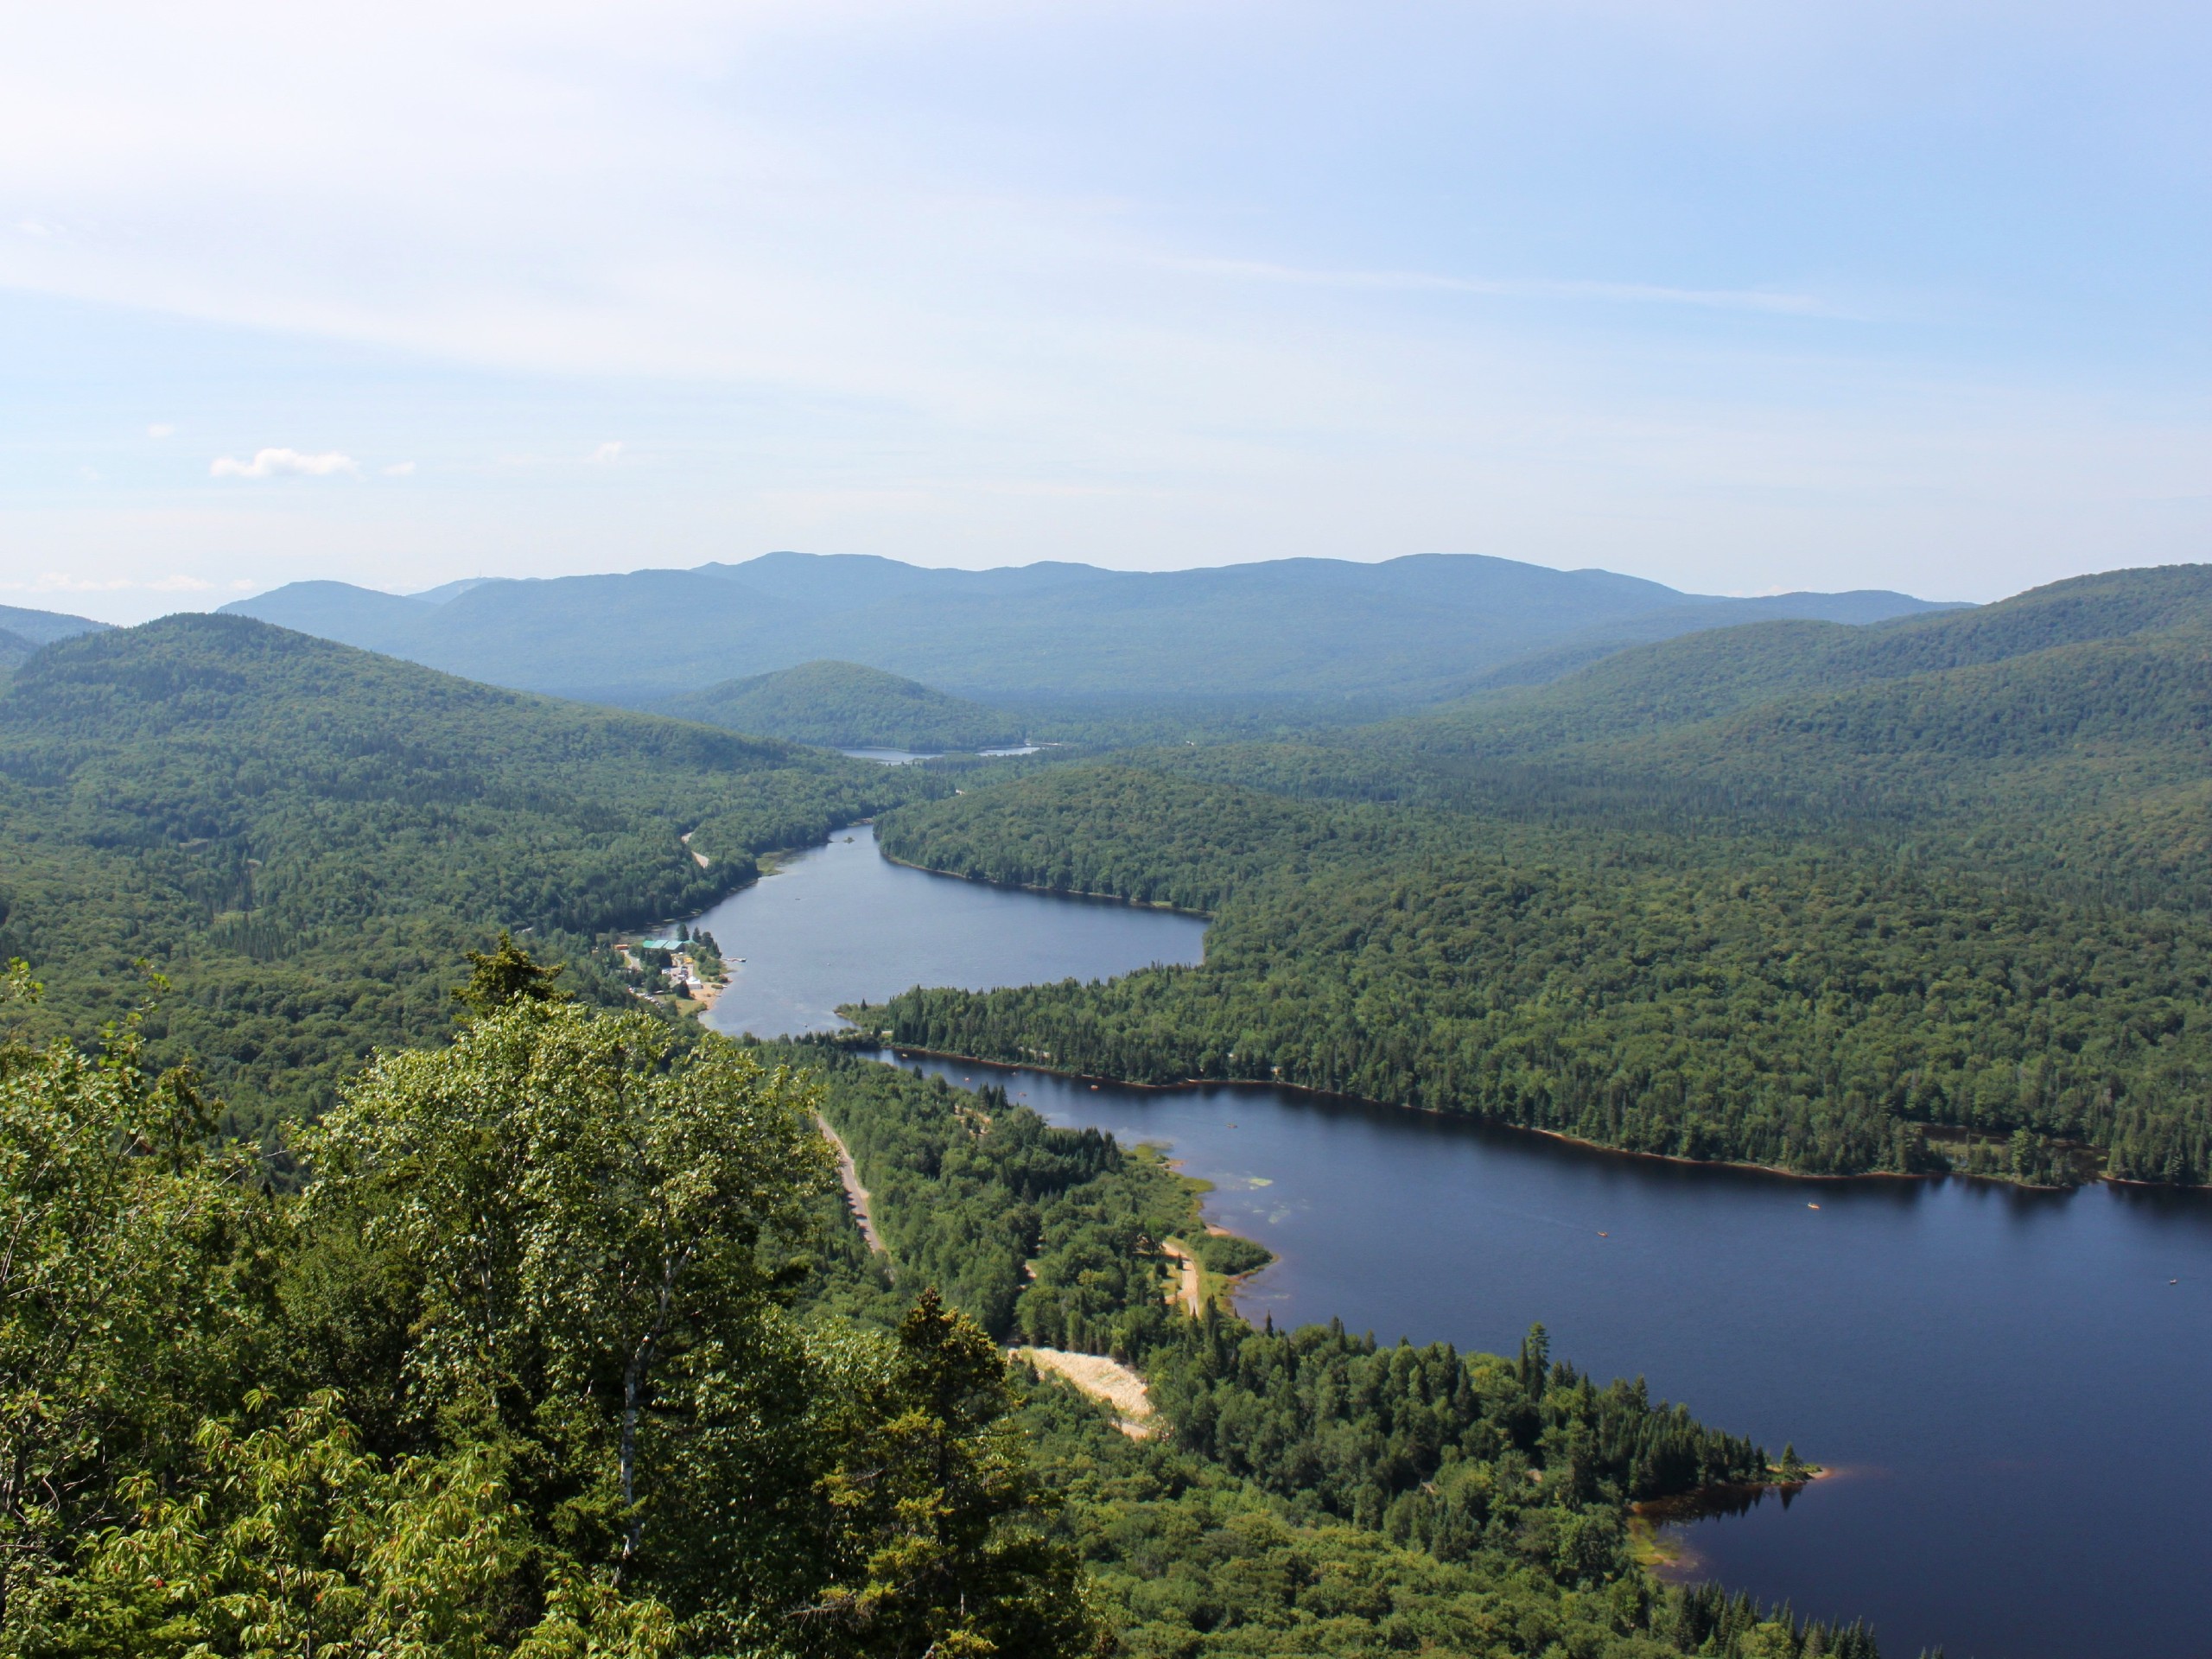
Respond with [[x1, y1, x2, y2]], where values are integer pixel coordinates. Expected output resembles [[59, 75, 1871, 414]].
[[0, 610, 1898, 1656], [0, 615, 942, 1141], [864, 566, 2212, 1187]]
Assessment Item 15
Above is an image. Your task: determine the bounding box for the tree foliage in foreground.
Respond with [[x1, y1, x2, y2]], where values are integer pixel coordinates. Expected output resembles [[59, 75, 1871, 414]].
[[0, 987, 1095, 1658], [1, 962, 1904, 1658]]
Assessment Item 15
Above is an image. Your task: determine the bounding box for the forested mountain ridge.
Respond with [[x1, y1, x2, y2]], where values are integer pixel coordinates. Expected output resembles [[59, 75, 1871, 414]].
[[0, 614, 938, 1133], [1404, 563, 2212, 761], [0, 603, 110, 676], [223, 550, 1954, 707], [1126, 567, 2212, 899], [658, 659, 1025, 751], [864, 565, 2212, 1186]]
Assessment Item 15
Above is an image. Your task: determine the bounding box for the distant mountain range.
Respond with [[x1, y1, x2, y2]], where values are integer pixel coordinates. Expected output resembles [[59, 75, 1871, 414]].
[[222, 553, 1961, 709]]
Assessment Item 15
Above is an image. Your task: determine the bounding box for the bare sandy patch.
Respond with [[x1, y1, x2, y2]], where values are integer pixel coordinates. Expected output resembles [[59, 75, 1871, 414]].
[[1013, 1347, 1156, 1437]]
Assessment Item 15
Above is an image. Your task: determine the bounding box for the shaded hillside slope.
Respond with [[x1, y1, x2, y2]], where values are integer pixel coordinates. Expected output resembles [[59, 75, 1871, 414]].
[[0, 601, 110, 645]]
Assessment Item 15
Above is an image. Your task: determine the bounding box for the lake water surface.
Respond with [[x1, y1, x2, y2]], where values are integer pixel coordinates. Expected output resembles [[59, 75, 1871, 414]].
[[696, 833, 1206, 1039], [696, 835, 2212, 1659]]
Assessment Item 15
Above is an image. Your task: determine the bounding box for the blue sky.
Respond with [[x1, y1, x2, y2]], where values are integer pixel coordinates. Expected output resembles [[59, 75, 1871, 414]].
[[4, 1, 2209, 622]]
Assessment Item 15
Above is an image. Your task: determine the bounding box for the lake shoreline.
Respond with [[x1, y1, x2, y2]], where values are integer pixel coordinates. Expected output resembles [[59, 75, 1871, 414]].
[[687, 836, 2212, 1656], [845, 861, 2139, 1193], [874, 847, 1215, 918], [855, 1039, 2133, 1194]]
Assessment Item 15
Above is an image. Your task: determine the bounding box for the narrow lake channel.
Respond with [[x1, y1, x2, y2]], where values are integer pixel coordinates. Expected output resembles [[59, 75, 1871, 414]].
[[696, 833, 2212, 1659]]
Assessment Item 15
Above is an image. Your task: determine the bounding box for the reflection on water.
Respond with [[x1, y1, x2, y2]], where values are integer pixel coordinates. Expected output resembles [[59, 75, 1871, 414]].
[[1639, 1477, 1813, 1529]]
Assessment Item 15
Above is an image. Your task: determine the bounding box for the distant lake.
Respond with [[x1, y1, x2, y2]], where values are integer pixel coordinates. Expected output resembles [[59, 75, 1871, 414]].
[[692, 833, 2212, 1659]]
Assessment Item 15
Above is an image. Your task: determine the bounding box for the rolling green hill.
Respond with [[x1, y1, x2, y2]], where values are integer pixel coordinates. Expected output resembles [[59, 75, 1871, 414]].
[[0, 614, 938, 1134], [1402, 562, 2212, 759], [861, 565, 2212, 1186], [658, 659, 1025, 750], [223, 550, 1955, 709]]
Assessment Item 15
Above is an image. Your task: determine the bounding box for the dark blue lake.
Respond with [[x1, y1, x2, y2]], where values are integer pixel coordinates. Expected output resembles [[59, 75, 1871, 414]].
[[698, 835, 2212, 1659]]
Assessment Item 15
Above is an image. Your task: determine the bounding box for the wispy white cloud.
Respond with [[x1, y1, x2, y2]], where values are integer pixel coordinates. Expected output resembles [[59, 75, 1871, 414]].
[[210, 448, 359, 480], [147, 423, 175, 438], [0, 1, 2205, 607], [1161, 256, 1849, 319], [383, 460, 416, 476]]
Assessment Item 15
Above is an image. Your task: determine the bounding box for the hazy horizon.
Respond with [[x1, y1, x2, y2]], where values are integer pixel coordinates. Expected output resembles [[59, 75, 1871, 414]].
[[8, 3, 2209, 623], [14, 544, 2005, 632]]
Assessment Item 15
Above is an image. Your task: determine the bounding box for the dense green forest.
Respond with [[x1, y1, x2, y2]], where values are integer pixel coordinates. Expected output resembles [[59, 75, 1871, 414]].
[[794, 1045, 1878, 1657], [865, 567, 2212, 1186], [658, 660, 1026, 752], [0, 965, 1096, 1657], [0, 615, 940, 1137], [0, 602, 1952, 1655], [0, 950, 1887, 1657]]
